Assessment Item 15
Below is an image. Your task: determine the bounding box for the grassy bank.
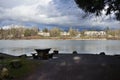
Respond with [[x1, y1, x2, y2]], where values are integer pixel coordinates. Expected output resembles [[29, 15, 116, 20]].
[[0, 57, 40, 79]]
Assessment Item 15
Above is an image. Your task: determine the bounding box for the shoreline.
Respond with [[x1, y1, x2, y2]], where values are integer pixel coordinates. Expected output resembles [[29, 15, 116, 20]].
[[0, 38, 116, 41]]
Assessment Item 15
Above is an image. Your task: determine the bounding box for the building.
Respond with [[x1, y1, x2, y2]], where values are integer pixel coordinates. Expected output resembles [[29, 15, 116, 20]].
[[60, 32, 70, 36], [84, 31, 106, 37], [38, 31, 50, 37]]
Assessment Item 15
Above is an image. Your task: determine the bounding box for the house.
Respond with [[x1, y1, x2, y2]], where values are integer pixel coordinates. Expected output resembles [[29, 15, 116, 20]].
[[84, 31, 106, 37], [38, 31, 50, 37], [60, 32, 70, 36]]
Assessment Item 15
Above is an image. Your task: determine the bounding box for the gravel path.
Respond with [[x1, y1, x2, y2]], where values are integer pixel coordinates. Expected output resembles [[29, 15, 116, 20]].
[[23, 54, 120, 80]]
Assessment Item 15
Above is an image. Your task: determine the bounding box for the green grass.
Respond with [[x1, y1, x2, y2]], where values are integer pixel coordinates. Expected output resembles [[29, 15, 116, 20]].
[[0, 58, 40, 78]]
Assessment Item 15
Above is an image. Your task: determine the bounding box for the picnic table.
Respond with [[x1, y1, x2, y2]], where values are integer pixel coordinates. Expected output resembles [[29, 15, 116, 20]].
[[34, 48, 51, 59]]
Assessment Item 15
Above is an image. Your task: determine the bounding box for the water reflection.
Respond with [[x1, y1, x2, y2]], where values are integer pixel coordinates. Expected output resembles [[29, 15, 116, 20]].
[[0, 40, 120, 56]]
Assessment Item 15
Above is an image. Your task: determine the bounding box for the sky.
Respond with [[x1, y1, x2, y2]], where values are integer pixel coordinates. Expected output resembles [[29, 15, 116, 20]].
[[0, 0, 120, 30]]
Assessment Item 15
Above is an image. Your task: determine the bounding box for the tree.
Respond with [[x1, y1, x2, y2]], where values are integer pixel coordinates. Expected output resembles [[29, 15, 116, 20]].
[[31, 27, 39, 33], [10, 28, 23, 39], [0, 28, 4, 39], [31, 27, 39, 36], [69, 28, 79, 37], [24, 29, 32, 37], [80, 30, 85, 37], [75, 0, 120, 20], [49, 27, 61, 37], [43, 28, 49, 32], [24, 27, 38, 37]]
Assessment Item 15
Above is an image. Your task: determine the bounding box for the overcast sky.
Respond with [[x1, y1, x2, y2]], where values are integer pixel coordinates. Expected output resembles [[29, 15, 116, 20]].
[[0, 0, 120, 29]]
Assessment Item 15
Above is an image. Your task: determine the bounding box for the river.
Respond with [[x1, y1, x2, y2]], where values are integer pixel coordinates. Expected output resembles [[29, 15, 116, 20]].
[[0, 40, 120, 56]]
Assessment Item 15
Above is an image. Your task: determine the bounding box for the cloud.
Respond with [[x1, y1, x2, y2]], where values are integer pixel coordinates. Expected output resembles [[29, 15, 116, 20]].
[[0, 0, 67, 24], [0, 0, 119, 29]]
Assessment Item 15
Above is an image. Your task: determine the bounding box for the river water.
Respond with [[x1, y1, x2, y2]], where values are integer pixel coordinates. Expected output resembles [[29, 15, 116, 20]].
[[0, 40, 120, 56]]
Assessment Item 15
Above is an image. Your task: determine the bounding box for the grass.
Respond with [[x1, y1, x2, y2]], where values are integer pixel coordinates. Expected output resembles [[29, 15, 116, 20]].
[[0, 57, 40, 79]]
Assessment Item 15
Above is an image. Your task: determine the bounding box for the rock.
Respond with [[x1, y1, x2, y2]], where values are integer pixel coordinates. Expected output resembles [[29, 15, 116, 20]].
[[1, 67, 9, 78], [73, 51, 78, 54]]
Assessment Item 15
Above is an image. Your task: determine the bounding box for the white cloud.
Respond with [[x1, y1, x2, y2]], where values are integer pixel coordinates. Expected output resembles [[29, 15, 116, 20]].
[[0, 0, 119, 29], [0, 0, 64, 23]]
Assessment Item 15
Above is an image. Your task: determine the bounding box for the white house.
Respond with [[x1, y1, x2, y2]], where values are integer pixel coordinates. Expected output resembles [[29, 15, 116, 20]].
[[84, 31, 106, 36], [38, 31, 50, 37], [60, 32, 70, 36]]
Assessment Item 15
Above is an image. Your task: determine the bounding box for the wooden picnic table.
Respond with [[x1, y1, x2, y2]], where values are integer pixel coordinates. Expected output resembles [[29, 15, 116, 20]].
[[34, 48, 51, 59]]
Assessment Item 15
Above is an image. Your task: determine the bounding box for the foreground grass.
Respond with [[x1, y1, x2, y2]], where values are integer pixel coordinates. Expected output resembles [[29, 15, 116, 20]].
[[0, 57, 40, 79]]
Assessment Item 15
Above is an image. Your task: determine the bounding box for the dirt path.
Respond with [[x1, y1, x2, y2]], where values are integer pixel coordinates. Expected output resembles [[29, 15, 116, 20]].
[[23, 54, 120, 80]]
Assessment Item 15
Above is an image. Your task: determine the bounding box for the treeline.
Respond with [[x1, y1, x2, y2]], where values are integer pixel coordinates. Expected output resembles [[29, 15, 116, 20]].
[[0, 27, 39, 39], [0, 26, 79, 39], [45, 27, 79, 37], [1, 26, 120, 40]]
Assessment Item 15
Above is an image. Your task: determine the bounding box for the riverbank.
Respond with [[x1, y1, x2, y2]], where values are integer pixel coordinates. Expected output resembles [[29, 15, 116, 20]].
[[1, 35, 120, 40], [22, 54, 120, 80], [0, 53, 39, 80], [0, 36, 116, 40], [0, 53, 120, 80], [0, 38, 108, 40]]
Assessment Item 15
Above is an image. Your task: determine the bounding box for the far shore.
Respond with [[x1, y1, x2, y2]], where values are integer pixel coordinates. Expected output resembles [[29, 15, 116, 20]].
[[0, 38, 115, 41]]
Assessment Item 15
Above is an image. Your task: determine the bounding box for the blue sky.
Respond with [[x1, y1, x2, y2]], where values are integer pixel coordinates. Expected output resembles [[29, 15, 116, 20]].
[[0, 0, 120, 29]]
